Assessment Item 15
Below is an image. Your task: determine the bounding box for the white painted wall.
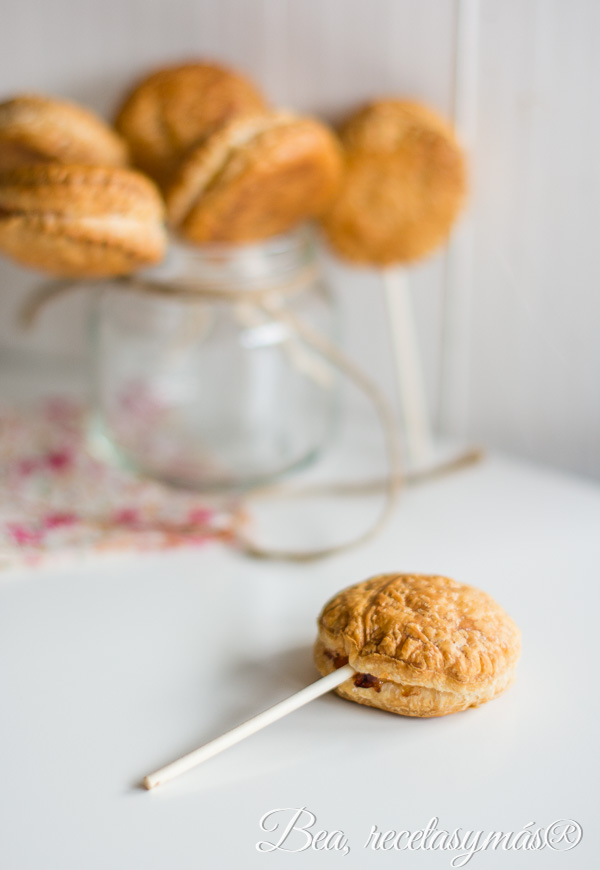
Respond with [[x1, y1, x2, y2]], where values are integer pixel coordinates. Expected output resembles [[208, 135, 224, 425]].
[[461, 0, 600, 479], [0, 0, 598, 478]]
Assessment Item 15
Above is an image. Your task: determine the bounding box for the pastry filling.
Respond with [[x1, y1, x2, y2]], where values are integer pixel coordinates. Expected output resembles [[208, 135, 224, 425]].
[[323, 648, 349, 670], [324, 647, 421, 696], [324, 648, 381, 692], [353, 672, 382, 692]]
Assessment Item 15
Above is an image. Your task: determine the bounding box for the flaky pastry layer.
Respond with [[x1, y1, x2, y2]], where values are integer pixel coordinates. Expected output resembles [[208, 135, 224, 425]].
[[321, 100, 466, 265], [115, 62, 266, 185], [0, 94, 127, 172], [166, 111, 342, 243], [0, 164, 166, 277]]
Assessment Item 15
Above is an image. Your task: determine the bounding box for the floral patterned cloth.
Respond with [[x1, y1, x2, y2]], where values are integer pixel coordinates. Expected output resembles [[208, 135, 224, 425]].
[[0, 398, 236, 571]]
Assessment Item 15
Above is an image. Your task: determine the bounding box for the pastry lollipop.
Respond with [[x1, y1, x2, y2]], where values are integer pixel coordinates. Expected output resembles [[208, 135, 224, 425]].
[[143, 574, 519, 788], [115, 61, 267, 186], [322, 100, 466, 266], [0, 94, 128, 172], [0, 164, 166, 277], [321, 100, 467, 468], [314, 573, 520, 716], [166, 111, 343, 244]]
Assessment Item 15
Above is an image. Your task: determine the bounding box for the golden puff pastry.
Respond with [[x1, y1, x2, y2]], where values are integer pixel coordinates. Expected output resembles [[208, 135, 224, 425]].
[[315, 573, 520, 717], [0, 164, 166, 277], [115, 61, 266, 186], [166, 112, 342, 244], [0, 94, 128, 172], [321, 100, 466, 266]]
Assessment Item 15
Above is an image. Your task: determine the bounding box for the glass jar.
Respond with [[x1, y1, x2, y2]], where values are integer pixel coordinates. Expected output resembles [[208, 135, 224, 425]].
[[88, 229, 338, 490]]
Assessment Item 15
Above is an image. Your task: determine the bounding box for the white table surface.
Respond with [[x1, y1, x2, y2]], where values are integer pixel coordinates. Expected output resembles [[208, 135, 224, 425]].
[[1, 452, 598, 869]]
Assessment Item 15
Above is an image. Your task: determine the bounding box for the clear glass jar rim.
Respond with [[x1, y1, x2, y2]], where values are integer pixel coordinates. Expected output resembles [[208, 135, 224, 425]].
[[141, 226, 316, 291]]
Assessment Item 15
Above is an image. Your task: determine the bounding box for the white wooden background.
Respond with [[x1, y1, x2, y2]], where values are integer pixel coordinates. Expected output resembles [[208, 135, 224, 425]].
[[1, 0, 598, 479]]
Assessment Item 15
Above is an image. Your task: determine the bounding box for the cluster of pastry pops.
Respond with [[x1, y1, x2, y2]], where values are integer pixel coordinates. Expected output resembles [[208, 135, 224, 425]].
[[0, 60, 466, 277], [0, 62, 335, 277]]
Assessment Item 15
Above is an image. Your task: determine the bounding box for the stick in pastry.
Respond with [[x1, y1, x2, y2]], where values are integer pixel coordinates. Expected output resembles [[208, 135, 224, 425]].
[[143, 664, 354, 790], [163, 111, 343, 388], [320, 100, 467, 468], [143, 574, 520, 789]]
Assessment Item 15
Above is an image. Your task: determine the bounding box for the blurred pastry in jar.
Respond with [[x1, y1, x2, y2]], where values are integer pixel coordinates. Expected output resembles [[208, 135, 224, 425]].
[[315, 573, 520, 717], [115, 61, 266, 186], [166, 111, 342, 244], [0, 164, 166, 277], [321, 100, 466, 266], [0, 94, 128, 172]]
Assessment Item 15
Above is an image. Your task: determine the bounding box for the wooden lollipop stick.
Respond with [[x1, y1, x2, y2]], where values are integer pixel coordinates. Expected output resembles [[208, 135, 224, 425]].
[[143, 664, 355, 790], [382, 267, 434, 468]]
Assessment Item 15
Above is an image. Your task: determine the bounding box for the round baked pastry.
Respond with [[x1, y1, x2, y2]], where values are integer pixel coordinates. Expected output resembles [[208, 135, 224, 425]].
[[321, 100, 466, 265], [166, 112, 342, 244], [0, 164, 166, 277], [315, 574, 520, 717], [0, 94, 128, 172], [115, 61, 266, 185]]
